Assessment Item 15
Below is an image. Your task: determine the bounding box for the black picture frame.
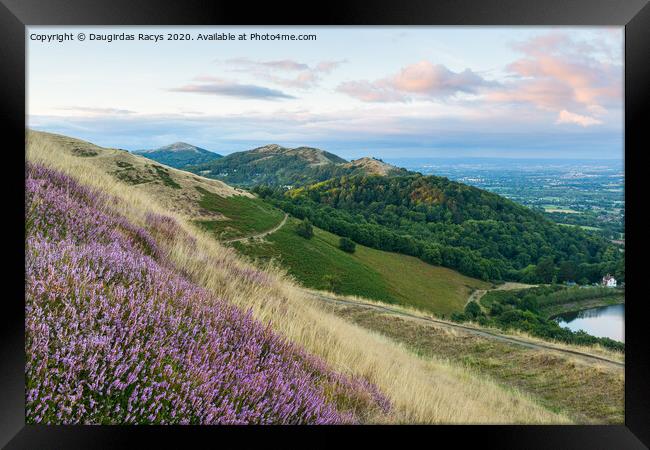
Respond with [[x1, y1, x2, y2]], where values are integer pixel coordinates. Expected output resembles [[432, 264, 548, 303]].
[[2, 0, 648, 447]]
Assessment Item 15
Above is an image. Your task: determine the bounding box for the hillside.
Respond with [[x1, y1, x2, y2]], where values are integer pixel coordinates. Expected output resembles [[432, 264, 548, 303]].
[[188, 143, 347, 187], [233, 218, 490, 315], [188, 144, 409, 188], [26, 163, 385, 424], [262, 174, 623, 284], [134, 142, 222, 168], [31, 132, 248, 221], [26, 130, 573, 424]]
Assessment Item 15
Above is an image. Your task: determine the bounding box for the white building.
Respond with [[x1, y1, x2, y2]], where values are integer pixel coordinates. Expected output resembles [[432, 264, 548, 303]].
[[602, 274, 617, 288]]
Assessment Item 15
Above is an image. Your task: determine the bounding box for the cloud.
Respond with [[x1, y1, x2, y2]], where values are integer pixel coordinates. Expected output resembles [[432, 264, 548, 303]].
[[556, 109, 602, 127], [336, 81, 408, 102], [337, 61, 495, 102], [57, 106, 135, 115], [226, 58, 309, 71], [314, 60, 344, 73], [169, 77, 295, 100], [391, 62, 494, 95], [28, 109, 622, 159], [222, 58, 345, 89], [487, 32, 622, 126]]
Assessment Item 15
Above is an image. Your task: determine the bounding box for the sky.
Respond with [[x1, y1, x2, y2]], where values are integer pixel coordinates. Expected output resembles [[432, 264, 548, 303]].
[[27, 26, 624, 160]]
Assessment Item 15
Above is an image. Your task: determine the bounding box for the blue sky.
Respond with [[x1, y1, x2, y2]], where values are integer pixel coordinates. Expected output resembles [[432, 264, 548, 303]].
[[27, 26, 623, 159]]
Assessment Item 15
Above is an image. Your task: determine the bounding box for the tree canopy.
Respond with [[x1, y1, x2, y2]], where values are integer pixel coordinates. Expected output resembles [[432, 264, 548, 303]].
[[256, 174, 623, 283]]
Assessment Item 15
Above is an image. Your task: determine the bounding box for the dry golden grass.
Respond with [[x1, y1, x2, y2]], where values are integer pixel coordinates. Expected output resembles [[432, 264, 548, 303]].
[[309, 289, 623, 364], [29, 131, 251, 220], [324, 302, 624, 423], [26, 130, 572, 424]]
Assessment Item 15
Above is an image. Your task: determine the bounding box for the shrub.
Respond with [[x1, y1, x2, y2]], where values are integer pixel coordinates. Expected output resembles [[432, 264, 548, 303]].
[[295, 219, 314, 239], [450, 312, 467, 323], [339, 237, 356, 253], [464, 301, 483, 319], [322, 274, 342, 293]]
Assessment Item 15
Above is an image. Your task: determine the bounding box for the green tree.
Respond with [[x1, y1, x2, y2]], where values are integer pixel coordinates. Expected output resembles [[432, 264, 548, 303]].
[[322, 274, 342, 293], [464, 301, 483, 319], [339, 236, 356, 253], [557, 260, 577, 283], [295, 219, 314, 239], [535, 257, 556, 283]]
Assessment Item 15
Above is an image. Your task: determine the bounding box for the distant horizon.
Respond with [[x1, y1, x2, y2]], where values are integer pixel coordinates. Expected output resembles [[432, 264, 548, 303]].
[[29, 26, 623, 160], [31, 126, 624, 164]]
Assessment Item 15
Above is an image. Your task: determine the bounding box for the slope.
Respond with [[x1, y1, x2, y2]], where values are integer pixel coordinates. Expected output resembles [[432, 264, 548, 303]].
[[189, 143, 348, 187], [134, 141, 222, 168], [31, 131, 250, 221], [27, 129, 570, 424], [233, 218, 489, 315], [26, 162, 385, 424]]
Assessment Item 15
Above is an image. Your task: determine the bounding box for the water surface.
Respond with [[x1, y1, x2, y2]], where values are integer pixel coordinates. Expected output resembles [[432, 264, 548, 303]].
[[556, 303, 624, 342]]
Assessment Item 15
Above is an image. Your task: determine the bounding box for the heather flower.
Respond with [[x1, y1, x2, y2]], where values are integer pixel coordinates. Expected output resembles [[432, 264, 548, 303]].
[[25, 163, 389, 424]]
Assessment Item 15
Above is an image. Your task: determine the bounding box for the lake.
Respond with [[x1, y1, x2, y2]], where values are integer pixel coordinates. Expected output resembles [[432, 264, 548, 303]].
[[555, 303, 625, 342]]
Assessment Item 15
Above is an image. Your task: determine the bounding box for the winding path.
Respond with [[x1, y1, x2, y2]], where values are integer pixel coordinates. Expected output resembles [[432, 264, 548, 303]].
[[224, 213, 288, 243], [466, 289, 487, 306], [301, 288, 624, 368]]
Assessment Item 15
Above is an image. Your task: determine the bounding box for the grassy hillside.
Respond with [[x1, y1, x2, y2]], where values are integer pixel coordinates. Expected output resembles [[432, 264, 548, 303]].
[[233, 219, 394, 303], [193, 186, 285, 240], [189, 143, 346, 187], [233, 218, 489, 315], [27, 130, 570, 424], [28, 131, 251, 221], [189, 144, 408, 188]]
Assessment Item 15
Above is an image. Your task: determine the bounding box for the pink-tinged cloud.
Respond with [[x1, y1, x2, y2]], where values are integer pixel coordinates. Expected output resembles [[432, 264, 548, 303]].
[[391, 62, 493, 94], [556, 110, 603, 127], [315, 60, 345, 73], [489, 32, 622, 126], [487, 78, 574, 111], [226, 58, 309, 71], [337, 61, 494, 102]]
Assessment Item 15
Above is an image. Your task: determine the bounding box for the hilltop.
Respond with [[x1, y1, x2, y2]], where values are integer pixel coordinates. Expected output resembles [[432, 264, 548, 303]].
[[342, 157, 402, 176], [249, 144, 347, 166], [189, 144, 409, 187], [134, 142, 222, 168], [188, 143, 348, 187]]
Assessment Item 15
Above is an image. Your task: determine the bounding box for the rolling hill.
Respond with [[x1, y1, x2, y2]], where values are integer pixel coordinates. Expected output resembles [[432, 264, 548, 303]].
[[134, 142, 222, 168], [29, 132, 248, 221], [188, 144, 408, 187]]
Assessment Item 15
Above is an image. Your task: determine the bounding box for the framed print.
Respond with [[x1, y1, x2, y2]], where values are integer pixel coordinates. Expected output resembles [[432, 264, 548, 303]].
[[1, 0, 648, 447]]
